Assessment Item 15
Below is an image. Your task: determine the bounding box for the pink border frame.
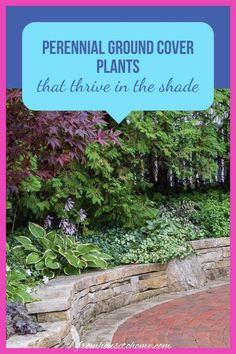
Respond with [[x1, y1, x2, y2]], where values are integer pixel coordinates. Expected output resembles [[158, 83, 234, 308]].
[[0, 0, 234, 352]]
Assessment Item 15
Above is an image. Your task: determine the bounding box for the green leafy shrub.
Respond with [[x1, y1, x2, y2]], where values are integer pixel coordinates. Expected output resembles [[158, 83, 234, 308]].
[[6, 302, 44, 338], [189, 191, 230, 237], [15, 223, 111, 278], [10, 144, 157, 230], [166, 189, 230, 238], [7, 90, 229, 232]]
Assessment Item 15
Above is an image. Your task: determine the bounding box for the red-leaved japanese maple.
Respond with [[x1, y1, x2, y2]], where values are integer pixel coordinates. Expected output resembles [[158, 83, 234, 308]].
[[7, 89, 120, 192]]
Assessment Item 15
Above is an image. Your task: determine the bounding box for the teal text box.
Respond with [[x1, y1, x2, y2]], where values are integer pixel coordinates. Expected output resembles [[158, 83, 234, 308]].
[[22, 22, 214, 123]]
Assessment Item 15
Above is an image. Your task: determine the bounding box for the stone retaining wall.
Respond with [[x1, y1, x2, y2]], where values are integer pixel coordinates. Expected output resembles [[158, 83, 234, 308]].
[[166, 237, 230, 292], [7, 237, 230, 348], [190, 237, 230, 279]]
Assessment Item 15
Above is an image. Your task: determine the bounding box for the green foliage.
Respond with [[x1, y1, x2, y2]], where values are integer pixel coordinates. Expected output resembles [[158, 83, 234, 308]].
[[7, 89, 229, 231], [6, 269, 33, 304], [7, 89, 230, 280], [154, 189, 230, 238], [12, 145, 157, 229], [15, 223, 111, 278], [6, 243, 33, 304], [82, 209, 205, 266], [20, 175, 42, 193], [195, 200, 229, 237], [187, 190, 230, 237]]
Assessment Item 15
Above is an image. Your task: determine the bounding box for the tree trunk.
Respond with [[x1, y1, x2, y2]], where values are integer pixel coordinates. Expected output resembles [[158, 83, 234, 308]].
[[157, 159, 169, 191]]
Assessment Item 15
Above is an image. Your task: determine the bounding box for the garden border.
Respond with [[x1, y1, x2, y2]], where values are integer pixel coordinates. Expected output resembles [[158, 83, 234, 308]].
[[7, 237, 230, 348]]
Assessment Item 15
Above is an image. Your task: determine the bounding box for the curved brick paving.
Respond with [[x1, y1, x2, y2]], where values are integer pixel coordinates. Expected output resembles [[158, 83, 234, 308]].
[[112, 285, 230, 348]]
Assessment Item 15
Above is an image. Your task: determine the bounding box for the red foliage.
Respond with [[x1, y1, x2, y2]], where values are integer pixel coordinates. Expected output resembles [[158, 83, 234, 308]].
[[7, 89, 120, 191]]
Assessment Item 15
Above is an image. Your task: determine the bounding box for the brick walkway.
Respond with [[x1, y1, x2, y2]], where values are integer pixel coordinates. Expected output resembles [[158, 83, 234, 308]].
[[112, 285, 230, 348]]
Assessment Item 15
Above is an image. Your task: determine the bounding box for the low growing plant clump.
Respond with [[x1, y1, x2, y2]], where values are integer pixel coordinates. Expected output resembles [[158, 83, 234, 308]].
[[6, 302, 44, 339], [6, 243, 37, 304], [15, 222, 111, 279], [81, 209, 206, 266], [6, 268, 34, 304]]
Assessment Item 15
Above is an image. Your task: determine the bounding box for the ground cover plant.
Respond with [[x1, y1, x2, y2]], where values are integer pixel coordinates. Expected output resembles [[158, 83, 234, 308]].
[[6, 302, 44, 339], [6, 89, 230, 316], [81, 189, 229, 266]]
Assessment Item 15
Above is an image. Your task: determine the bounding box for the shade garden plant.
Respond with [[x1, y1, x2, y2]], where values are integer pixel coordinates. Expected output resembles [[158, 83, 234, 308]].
[[6, 302, 44, 339], [6, 221, 111, 339], [15, 222, 111, 278], [6, 89, 230, 339]]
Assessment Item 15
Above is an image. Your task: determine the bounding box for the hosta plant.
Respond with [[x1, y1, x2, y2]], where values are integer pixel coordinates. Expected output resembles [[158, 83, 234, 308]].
[[15, 223, 111, 278]]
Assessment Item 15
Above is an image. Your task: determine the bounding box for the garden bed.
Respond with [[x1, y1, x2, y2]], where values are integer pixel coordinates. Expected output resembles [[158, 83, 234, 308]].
[[7, 237, 230, 348]]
